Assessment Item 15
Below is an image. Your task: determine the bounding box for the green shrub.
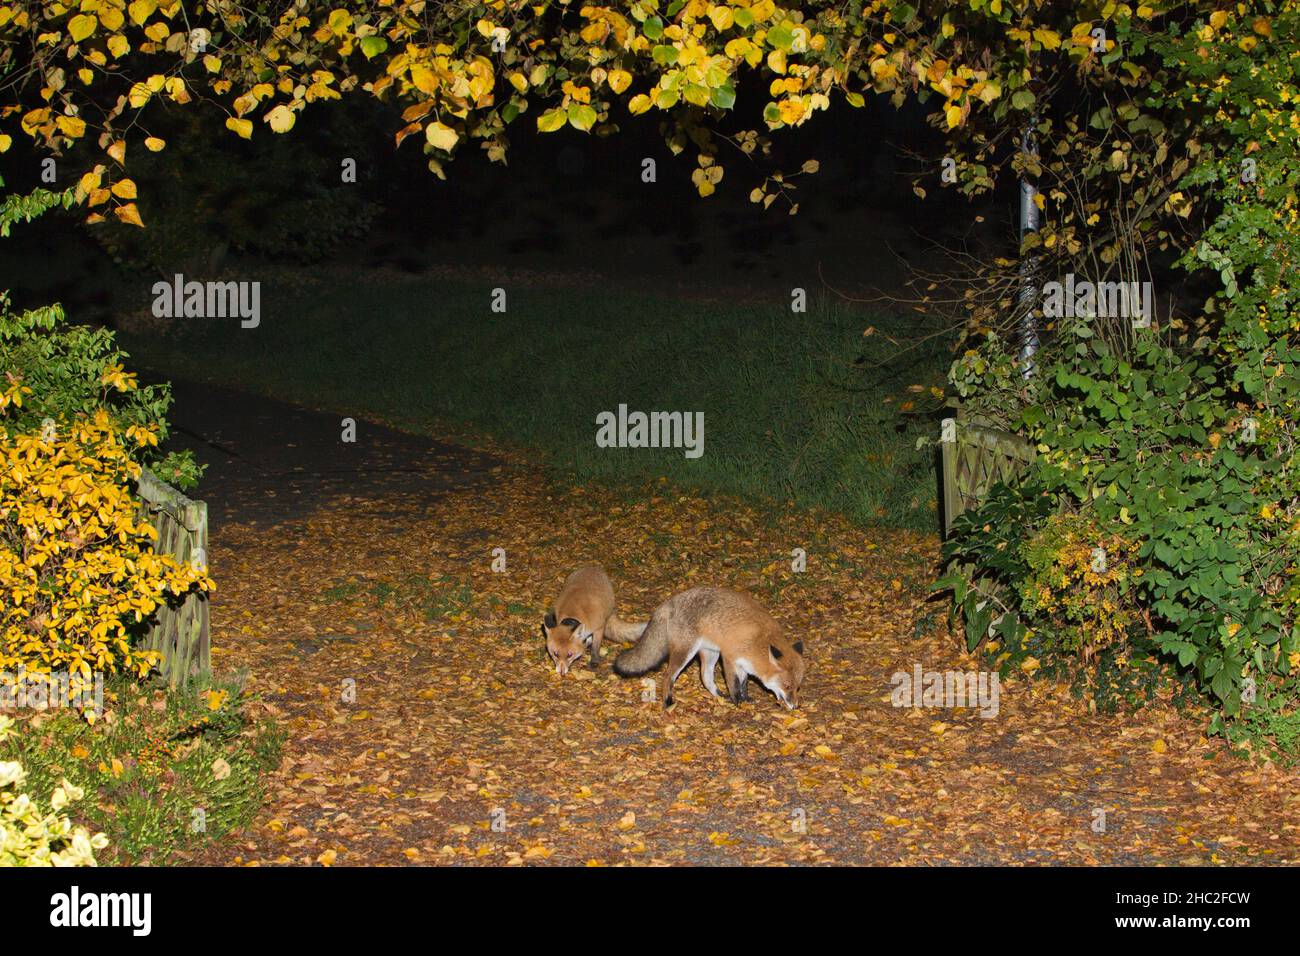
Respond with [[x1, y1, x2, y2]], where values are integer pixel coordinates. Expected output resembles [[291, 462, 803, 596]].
[[941, 313, 1298, 739], [0, 291, 202, 489]]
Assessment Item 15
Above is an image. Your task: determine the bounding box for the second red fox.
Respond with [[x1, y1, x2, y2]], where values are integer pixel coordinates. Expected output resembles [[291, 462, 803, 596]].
[[541, 565, 646, 674]]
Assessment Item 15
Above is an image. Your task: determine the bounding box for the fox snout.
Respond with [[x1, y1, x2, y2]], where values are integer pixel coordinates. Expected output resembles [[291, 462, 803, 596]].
[[550, 648, 581, 675], [543, 613, 585, 676]]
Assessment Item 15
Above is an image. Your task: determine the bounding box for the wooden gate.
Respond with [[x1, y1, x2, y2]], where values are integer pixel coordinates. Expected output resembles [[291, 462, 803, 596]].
[[135, 469, 210, 684], [939, 417, 1036, 537]]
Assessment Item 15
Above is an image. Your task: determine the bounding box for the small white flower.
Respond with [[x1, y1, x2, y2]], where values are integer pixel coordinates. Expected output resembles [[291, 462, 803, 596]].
[[0, 761, 26, 789]]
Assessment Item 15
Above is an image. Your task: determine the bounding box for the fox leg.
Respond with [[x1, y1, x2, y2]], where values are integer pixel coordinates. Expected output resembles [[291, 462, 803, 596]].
[[589, 627, 604, 667], [723, 658, 749, 704], [698, 648, 721, 697], [661, 643, 695, 709]]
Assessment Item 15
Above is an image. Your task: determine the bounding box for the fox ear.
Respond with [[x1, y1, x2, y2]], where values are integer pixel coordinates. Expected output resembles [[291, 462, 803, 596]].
[[544, 611, 557, 629], [792, 640, 804, 655], [561, 617, 581, 629], [769, 644, 784, 661]]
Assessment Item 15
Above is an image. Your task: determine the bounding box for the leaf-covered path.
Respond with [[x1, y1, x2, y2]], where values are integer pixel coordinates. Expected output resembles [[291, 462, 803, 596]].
[[168, 383, 1300, 866]]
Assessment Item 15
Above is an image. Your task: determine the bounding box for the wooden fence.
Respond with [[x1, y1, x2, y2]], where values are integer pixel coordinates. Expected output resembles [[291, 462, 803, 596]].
[[135, 469, 210, 684], [939, 417, 1036, 537]]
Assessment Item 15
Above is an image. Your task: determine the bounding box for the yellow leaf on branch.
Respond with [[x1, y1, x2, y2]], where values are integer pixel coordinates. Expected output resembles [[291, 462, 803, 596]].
[[113, 203, 143, 227], [608, 69, 632, 94], [265, 104, 296, 133], [128, 0, 157, 26], [56, 114, 86, 138], [67, 14, 96, 42], [536, 108, 566, 132], [426, 121, 458, 150]]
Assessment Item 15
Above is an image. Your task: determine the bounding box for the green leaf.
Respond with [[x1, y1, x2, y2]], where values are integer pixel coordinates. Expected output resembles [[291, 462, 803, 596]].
[[359, 36, 388, 59], [652, 44, 679, 66], [709, 84, 736, 110], [567, 103, 597, 132], [766, 21, 795, 51]]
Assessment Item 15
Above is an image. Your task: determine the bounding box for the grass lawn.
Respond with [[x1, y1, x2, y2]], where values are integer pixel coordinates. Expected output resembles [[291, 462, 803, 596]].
[[122, 269, 952, 530]]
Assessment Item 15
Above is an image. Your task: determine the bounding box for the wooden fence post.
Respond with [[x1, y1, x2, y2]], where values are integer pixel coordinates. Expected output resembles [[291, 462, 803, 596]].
[[939, 418, 1036, 538], [135, 469, 211, 685]]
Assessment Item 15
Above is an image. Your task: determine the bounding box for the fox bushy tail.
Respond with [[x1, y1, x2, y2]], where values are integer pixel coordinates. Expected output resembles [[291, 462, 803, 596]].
[[613, 617, 669, 676], [605, 614, 648, 645]]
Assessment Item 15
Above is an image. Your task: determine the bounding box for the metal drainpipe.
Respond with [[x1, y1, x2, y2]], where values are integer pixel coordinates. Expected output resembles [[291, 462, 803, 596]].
[[1017, 118, 1040, 378]]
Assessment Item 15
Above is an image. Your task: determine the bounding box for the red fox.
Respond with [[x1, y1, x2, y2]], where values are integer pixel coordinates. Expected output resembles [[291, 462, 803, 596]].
[[543, 566, 647, 675], [613, 587, 804, 709]]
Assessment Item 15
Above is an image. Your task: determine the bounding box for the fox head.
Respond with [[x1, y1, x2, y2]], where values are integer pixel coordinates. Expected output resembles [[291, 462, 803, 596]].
[[542, 611, 586, 675], [765, 638, 805, 710]]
